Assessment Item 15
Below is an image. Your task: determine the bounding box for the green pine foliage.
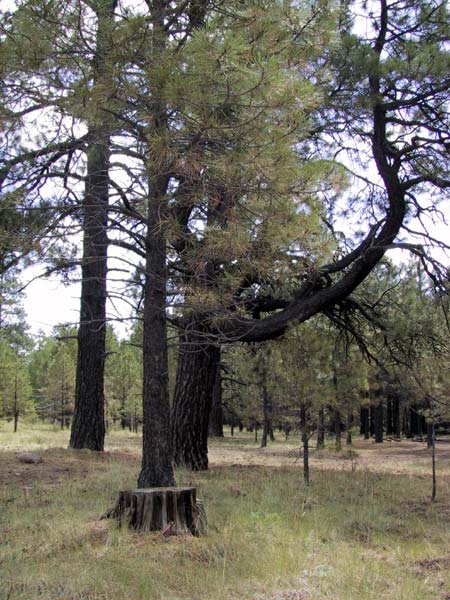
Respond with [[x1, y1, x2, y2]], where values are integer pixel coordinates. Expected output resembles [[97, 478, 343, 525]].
[[105, 337, 142, 431], [0, 339, 34, 431]]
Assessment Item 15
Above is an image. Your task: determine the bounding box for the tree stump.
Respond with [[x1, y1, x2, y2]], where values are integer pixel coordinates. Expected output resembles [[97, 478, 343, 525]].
[[105, 487, 206, 535]]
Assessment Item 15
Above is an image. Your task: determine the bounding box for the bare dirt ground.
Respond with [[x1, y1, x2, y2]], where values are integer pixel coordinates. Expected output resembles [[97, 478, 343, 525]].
[[0, 447, 139, 488], [208, 436, 450, 477], [2, 433, 449, 489]]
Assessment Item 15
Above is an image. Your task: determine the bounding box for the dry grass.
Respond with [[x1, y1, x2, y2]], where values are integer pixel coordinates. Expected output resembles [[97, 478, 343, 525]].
[[1, 424, 450, 599]]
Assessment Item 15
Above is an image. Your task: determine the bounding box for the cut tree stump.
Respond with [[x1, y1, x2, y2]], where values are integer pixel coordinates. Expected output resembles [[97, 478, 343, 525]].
[[104, 487, 206, 535]]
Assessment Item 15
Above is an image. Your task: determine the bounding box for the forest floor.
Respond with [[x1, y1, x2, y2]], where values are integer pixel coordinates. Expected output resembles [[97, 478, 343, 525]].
[[1, 424, 450, 600]]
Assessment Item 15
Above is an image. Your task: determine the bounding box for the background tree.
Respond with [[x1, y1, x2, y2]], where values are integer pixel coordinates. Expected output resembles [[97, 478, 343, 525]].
[[332, 342, 368, 448], [45, 343, 76, 429], [105, 338, 142, 432], [0, 340, 34, 432]]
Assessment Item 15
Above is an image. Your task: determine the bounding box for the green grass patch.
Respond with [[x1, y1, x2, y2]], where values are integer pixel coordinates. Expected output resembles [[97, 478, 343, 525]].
[[1, 428, 450, 599]]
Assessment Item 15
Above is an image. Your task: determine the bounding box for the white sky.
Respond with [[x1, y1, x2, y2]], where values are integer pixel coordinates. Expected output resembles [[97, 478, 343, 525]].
[[23, 257, 133, 338], [23, 275, 80, 336]]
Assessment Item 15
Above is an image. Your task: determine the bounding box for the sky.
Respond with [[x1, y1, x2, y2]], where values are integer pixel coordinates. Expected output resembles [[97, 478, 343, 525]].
[[23, 258, 132, 338], [23, 270, 81, 336]]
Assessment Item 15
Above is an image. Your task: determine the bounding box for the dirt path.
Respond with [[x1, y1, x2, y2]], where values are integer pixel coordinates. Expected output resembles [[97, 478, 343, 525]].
[[208, 438, 450, 477]]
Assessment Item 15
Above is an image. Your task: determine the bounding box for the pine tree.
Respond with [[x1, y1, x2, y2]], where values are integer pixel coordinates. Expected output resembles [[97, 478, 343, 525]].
[[105, 340, 142, 432], [170, 0, 450, 471], [0, 340, 34, 432], [46, 344, 76, 429]]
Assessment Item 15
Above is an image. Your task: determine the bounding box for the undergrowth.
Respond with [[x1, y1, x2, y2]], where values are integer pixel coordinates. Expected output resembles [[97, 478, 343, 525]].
[[1, 427, 450, 599]]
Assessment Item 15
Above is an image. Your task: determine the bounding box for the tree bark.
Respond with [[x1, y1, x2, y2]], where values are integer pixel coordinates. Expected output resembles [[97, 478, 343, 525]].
[[393, 396, 401, 438], [70, 0, 117, 451], [410, 407, 418, 437], [261, 386, 272, 448], [386, 399, 393, 435], [427, 421, 433, 448], [404, 407, 412, 438], [360, 406, 370, 439], [369, 405, 375, 438], [317, 405, 325, 449], [374, 401, 384, 443], [106, 487, 206, 535], [70, 131, 109, 450], [208, 359, 224, 437], [346, 412, 352, 446], [334, 409, 342, 451], [301, 405, 309, 485], [431, 417, 436, 502], [172, 324, 219, 470], [137, 172, 174, 487]]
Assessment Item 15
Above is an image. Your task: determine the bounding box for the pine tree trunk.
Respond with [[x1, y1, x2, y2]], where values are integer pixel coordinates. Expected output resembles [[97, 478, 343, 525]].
[[431, 417, 436, 501], [261, 386, 271, 448], [393, 396, 401, 438], [137, 172, 174, 488], [172, 323, 219, 470], [386, 399, 393, 435], [404, 407, 412, 438], [70, 1, 117, 451], [427, 422, 433, 448], [335, 410, 342, 451], [424, 397, 432, 447], [13, 378, 18, 433], [418, 414, 425, 437], [346, 413, 352, 445], [208, 359, 224, 438], [70, 133, 108, 451], [317, 405, 325, 449], [410, 407, 418, 436], [374, 401, 384, 443], [301, 405, 309, 485], [369, 406, 375, 438], [359, 407, 365, 435], [302, 430, 309, 485], [360, 406, 370, 439]]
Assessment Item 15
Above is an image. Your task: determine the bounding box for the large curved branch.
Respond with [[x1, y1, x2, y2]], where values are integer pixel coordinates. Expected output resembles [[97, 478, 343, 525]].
[[207, 1, 408, 343]]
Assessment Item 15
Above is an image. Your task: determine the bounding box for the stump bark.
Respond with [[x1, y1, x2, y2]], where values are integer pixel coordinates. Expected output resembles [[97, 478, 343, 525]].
[[105, 487, 206, 535]]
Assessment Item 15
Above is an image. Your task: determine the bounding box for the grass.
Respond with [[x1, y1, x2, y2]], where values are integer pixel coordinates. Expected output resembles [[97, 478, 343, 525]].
[[1, 424, 450, 599]]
